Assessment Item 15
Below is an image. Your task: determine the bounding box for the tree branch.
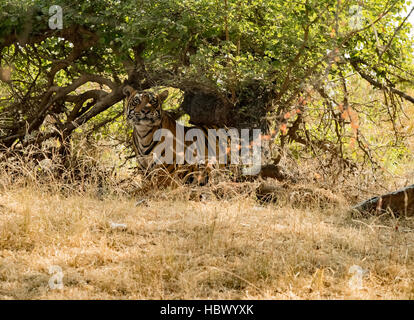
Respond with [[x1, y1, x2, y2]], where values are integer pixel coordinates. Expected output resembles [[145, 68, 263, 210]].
[[349, 59, 414, 104]]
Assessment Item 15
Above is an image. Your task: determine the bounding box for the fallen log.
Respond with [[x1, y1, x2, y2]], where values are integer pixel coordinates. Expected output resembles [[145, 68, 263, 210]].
[[351, 184, 414, 217], [255, 182, 281, 203], [255, 182, 343, 207], [259, 164, 290, 181]]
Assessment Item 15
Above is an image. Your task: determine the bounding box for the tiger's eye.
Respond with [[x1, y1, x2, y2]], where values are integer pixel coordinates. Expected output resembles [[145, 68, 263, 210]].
[[131, 97, 140, 106]]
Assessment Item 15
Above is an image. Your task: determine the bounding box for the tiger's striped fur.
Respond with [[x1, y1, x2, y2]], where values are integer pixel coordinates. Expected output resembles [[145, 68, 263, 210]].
[[123, 85, 222, 184]]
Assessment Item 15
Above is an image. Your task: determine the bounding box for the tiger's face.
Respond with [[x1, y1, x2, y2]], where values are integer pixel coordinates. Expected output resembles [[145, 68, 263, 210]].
[[123, 85, 169, 127]]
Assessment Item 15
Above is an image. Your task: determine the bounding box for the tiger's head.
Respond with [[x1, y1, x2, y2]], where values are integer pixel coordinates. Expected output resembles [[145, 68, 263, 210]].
[[123, 85, 169, 127]]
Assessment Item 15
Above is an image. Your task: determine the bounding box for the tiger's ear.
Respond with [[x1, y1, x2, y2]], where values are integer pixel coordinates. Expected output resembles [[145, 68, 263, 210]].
[[123, 85, 134, 97], [158, 90, 169, 102]]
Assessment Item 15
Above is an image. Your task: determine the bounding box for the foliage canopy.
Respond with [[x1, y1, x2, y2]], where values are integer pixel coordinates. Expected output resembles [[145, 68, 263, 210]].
[[0, 0, 413, 171]]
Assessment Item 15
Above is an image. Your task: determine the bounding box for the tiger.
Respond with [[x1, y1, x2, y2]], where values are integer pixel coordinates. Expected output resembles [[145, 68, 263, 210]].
[[123, 85, 263, 186], [123, 85, 218, 185]]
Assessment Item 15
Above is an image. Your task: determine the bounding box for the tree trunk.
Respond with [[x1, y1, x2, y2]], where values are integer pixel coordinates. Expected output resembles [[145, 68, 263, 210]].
[[352, 184, 414, 217]]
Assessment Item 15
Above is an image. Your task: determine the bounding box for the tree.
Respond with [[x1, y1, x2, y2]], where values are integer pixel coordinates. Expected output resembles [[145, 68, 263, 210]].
[[0, 0, 413, 170]]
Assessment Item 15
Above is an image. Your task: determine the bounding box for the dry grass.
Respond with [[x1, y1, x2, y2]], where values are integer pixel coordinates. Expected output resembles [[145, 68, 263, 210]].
[[0, 182, 413, 300], [0, 140, 413, 299]]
